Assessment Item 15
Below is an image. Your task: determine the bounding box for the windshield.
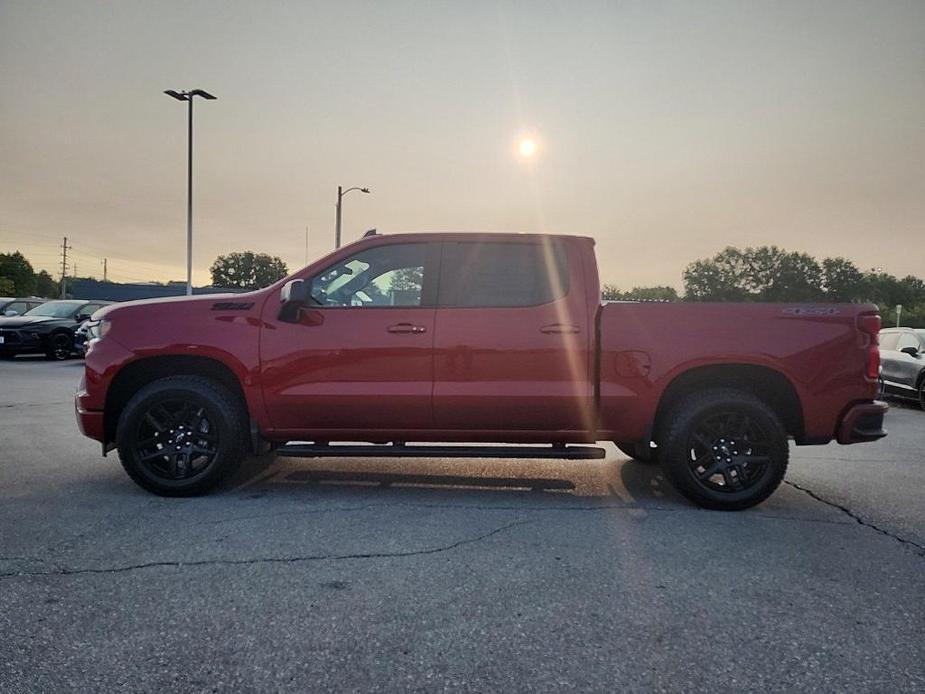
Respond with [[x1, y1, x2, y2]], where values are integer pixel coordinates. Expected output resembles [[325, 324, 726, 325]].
[[23, 302, 79, 318]]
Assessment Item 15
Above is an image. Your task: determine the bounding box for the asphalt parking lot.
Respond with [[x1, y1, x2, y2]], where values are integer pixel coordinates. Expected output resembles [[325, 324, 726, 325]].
[[1, 358, 923, 692]]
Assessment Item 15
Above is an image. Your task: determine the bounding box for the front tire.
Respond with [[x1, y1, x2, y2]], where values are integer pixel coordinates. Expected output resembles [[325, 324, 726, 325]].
[[116, 376, 248, 496], [45, 332, 73, 360], [659, 389, 788, 511]]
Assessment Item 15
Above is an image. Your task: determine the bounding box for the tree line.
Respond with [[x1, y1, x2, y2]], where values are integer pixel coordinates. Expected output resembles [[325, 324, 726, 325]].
[[603, 245, 925, 326], [4, 244, 922, 327], [0, 252, 60, 297]]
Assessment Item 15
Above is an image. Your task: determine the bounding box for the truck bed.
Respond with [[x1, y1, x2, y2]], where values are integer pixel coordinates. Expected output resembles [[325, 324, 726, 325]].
[[597, 301, 881, 443]]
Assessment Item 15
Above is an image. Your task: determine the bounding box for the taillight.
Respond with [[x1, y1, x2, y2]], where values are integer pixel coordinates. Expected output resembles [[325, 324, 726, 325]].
[[866, 344, 880, 380], [858, 313, 881, 380], [858, 314, 881, 337]]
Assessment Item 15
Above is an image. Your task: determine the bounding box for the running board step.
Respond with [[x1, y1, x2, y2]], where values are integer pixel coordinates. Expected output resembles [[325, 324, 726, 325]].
[[276, 444, 606, 460]]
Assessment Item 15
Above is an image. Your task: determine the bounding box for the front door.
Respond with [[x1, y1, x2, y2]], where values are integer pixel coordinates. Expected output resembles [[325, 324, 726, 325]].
[[260, 241, 439, 434]]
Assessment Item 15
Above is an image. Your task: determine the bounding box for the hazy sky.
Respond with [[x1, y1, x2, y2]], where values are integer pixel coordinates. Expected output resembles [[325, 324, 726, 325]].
[[1, 0, 923, 288]]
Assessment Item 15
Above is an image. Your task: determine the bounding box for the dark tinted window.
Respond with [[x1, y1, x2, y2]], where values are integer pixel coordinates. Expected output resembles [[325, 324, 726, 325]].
[[310, 243, 426, 307], [879, 332, 900, 351], [439, 241, 569, 307]]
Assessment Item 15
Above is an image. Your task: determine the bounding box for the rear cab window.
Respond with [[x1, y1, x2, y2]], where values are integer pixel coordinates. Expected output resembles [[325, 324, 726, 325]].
[[438, 240, 569, 307]]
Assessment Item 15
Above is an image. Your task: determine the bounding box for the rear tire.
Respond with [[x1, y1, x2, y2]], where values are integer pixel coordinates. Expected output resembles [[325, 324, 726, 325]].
[[116, 376, 248, 496], [659, 388, 788, 510], [616, 442, 656, 463]]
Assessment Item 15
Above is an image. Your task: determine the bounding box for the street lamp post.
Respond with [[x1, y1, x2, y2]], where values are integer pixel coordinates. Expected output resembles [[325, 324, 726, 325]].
[[164, 88, 217, 295], [335, 185, 370, 249]]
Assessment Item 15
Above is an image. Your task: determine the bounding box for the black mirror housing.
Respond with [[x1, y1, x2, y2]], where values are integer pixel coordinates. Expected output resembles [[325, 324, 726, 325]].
[[900, 346, 920, 357], [75, 313, 90, 322], [279, 279, 309, 322]]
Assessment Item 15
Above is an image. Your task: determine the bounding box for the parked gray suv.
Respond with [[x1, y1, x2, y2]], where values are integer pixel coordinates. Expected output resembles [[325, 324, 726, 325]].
[[879, 328, 925, 408]]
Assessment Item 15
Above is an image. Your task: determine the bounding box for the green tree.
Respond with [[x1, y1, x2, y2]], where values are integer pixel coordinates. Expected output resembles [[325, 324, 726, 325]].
[[821, 257, 864, 302], [389, 266, 423, 292], [683, 248, 752, 301], [34, 270, 58, 298], [0, 277, 14, 295], [684, 246, 824, 302], [0, 251, 37, 296], [210, 252, 289, 289], [602, 284, 678, 301]]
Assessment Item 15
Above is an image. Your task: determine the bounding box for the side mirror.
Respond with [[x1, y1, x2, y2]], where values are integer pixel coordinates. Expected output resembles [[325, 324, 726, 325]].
[[278, 279, 309, 323], [4, 310, 17, 317], [900, 346, 920, 357], [75, 313, 91, 322]]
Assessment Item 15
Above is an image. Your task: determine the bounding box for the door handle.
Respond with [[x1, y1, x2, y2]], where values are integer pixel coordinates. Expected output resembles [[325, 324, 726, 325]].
[[387, 323, 427, 334], [540, 324, 580, 334]]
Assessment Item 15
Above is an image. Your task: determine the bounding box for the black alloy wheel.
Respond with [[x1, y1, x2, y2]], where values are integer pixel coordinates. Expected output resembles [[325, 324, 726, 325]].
[[47, 333, 72, 360], [683, 412, 772, 493], [132, 399, 220, 481], [116, 376, 248, 496], [659, 389, 789, 510]]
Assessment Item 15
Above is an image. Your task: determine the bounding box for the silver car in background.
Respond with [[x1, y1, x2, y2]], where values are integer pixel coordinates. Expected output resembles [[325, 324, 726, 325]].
[[879, 328, 925, 408]]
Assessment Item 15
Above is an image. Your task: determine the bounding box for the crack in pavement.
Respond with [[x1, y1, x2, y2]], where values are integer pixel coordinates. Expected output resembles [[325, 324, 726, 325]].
[[0, 519, 535, 580], [0, 401, 72, 408], [784, 480, 925, 556]]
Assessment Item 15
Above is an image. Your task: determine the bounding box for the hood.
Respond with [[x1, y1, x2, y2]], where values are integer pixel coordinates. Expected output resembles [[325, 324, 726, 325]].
[[94, 291, 254, 320], [0, 315, 63, 329]]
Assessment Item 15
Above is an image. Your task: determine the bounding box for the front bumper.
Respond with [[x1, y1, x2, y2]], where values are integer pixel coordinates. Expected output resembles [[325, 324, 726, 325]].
[[836, 400, 889, 444], [0, 329, 42, 355], [75, 399, 105, 443], [75, 369, 105, 443]]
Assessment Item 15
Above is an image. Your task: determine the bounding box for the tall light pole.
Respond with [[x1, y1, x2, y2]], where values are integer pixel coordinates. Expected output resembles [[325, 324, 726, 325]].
[[335, 185, 370, 248], [164, 88, 217, 295]]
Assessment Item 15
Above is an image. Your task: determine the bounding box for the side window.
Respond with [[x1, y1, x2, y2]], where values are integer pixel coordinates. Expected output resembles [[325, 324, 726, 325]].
[[896, 334, 919, 352], [310, 243, 427, 308], [879, 332, 900, 351], [5, 302, 27, 315], [439, 241, 569, 308]]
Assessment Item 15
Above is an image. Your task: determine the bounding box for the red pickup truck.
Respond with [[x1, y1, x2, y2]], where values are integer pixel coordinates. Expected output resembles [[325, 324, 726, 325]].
[[76, 232, 887, 509]]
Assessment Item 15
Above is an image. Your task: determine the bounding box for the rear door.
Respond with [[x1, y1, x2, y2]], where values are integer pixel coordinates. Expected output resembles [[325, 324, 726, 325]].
[[259, 240, 439, 432], [432, 238, 593, 433]]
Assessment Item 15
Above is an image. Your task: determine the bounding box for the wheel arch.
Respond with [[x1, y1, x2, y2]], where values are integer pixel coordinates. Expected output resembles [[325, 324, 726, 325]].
[[653, 363, 804, 443], [104, 354, 249, 446]]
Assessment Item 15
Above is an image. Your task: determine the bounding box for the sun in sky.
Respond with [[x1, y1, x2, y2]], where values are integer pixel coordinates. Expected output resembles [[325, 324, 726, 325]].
[[517, 136, 539, 159]]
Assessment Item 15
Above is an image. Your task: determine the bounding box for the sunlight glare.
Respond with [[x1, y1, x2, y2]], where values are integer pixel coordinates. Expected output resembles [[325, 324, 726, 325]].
[[518, 137, 538, 158]]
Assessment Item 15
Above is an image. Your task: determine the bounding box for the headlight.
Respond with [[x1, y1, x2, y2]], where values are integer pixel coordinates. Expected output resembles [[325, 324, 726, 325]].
[[86, 319, 112, 340]]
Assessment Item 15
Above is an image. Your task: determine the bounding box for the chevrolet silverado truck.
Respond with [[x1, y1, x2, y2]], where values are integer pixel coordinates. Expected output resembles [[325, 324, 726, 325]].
[[76, 232, 887, 509]]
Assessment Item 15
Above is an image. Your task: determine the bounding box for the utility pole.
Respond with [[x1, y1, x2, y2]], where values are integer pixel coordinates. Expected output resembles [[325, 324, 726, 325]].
[[305, 226, 309, 265], [334, 185, 370, 249], [102, 258, 108, 282], [59, 237, 72, 298], [335, 186, 342, 249]]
